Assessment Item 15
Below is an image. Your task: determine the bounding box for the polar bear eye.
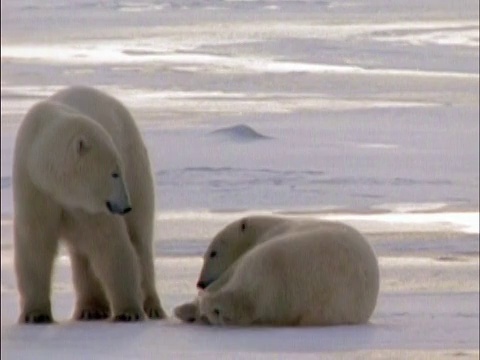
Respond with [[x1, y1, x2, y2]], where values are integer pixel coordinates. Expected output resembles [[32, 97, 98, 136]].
[[210, 251, 217, 258], [240, 221, 247, 232], [111, 172, 119, 178]]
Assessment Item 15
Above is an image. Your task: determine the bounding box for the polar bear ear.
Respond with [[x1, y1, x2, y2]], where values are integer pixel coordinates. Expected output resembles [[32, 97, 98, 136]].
[[75, 136, 91, 156]]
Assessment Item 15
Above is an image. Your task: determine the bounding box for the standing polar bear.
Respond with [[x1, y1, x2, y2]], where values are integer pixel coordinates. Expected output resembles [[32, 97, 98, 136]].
[[13, 86, 165, 323], [175, 216, 379, 326]]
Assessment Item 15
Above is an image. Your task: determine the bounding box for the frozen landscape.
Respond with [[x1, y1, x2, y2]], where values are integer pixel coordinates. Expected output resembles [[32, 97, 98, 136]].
[[1, 0, 479, 359]]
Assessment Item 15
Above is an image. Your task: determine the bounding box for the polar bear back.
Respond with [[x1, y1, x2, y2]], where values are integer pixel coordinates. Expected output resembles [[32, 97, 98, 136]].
[[225, 222, 379, 325], [198, 216, 345, 289]]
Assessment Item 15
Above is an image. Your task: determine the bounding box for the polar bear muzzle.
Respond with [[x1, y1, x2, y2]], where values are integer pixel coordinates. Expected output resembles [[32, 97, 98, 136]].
[[106, 201, 131, 215], [196, 280, 210, 290], [106, 174, 132, 215]]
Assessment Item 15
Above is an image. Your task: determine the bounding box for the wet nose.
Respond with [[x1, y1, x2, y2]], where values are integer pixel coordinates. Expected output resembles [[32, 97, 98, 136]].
[[106, 202, 132, 215], [121, 206, 132, 215]]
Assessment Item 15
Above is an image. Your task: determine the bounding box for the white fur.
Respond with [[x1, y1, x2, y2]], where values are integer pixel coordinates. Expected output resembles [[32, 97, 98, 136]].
[[197, 216, 322, 289], [13, 86, 165, 323], [175, 216, 379, 326]]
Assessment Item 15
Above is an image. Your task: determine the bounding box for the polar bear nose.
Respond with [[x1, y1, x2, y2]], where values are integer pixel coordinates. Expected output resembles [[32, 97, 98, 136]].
[[196, 280, 207, 289], [106, 201, 132, 215]]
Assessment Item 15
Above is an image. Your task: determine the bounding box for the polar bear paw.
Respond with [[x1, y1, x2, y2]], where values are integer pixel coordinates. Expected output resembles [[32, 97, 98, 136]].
[[113, 309, 145, 322], [174, 301, 200, 323], [75, 307, 110, 321], [21, 310, 54, 324], [145, 307, 165, 320], [143, 296, 166, 320], [174, 300, 211, 325]]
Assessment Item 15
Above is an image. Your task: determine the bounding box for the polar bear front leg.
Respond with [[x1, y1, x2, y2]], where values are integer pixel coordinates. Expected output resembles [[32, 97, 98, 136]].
[[69, 250, 110, 320], [14, 211, 60, 324], [126, 216, 165, 319], [81, 219, 145, 322], [134, 240, 165, 319]]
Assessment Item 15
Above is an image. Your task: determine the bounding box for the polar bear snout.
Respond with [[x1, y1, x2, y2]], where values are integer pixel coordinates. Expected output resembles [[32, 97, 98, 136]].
[[122, 206, 132, 214], [196, 280, 208, 289], [106, 176, 132, 215], [106, 201, 132, 215], [197, 277, 216, 289]]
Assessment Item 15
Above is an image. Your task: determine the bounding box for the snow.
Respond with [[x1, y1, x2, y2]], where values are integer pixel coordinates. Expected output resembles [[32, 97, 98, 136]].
[[1, 0, 479, 358]]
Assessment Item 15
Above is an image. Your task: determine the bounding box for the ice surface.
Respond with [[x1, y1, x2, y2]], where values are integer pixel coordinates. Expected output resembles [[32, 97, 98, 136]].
[[1, 0, 479, 358]]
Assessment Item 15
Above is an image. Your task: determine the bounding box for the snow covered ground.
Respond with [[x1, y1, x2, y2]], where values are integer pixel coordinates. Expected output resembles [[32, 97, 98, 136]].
[[1, 0, 479, 358]]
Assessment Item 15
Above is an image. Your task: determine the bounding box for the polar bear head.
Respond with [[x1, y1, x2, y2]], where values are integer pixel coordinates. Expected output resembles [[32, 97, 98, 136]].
[[27, 104, 131, 215], [199, 289, 256, 326], [197, 216, 288, 289]]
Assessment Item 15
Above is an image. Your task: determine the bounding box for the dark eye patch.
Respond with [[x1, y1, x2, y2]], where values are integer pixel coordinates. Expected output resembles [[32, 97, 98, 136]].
[[210, 251, 217, 258]]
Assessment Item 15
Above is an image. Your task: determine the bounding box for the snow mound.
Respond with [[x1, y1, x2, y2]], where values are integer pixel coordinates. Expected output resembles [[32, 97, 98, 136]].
[[209, 124, 272, 142]]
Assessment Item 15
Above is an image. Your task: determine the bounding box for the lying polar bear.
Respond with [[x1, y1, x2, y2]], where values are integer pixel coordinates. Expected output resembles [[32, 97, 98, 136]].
[[175, 216, 379, 326]]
